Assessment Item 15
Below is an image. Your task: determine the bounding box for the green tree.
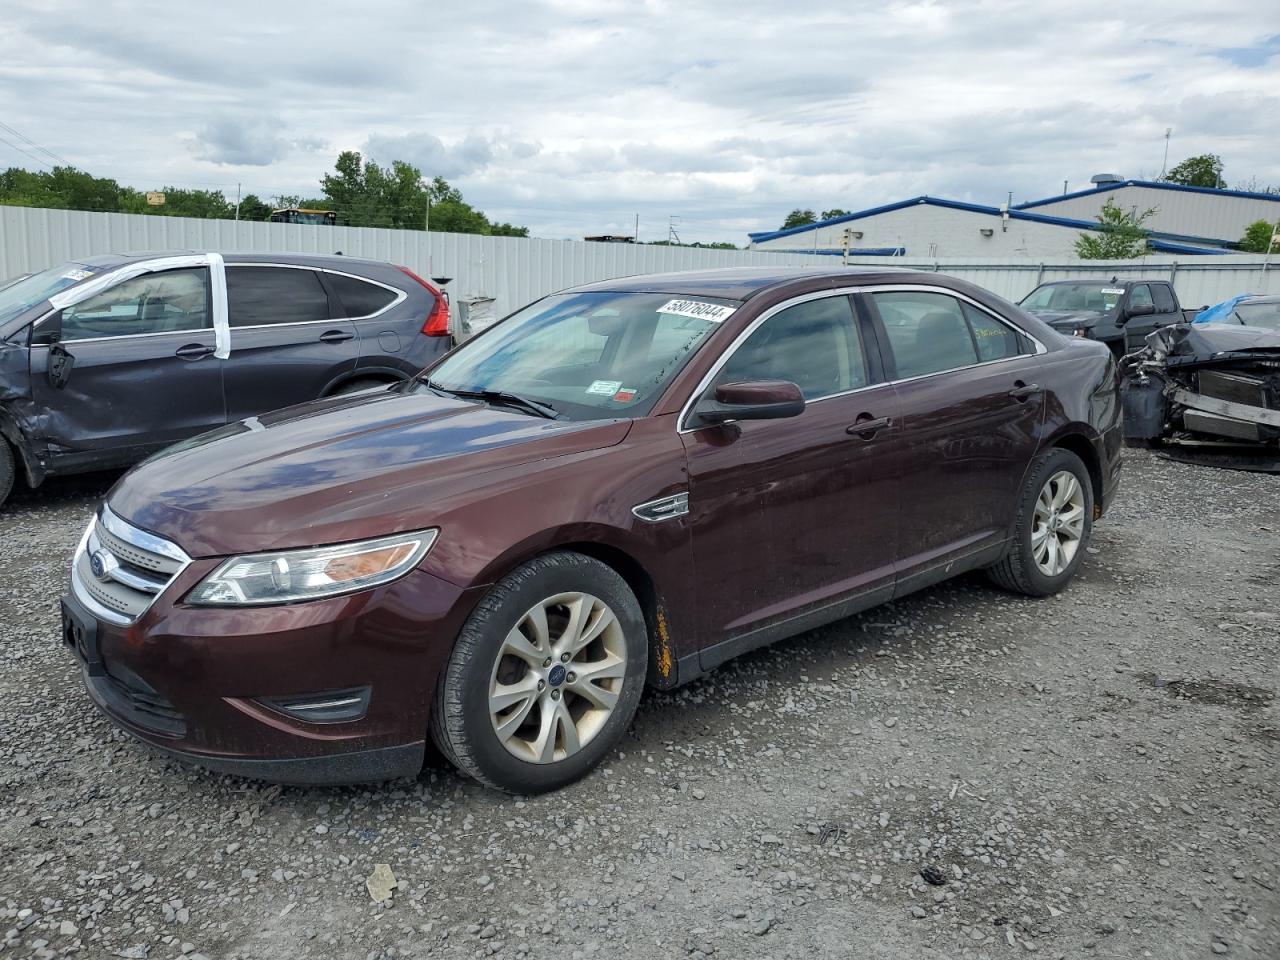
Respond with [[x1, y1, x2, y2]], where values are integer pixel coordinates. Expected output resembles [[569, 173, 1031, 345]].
[[1164, 154, 1224, 189], [319, 152, 527, 235], [237, 194, 272, 221], [1238, 219, 1279, 253], [781, 208, 816, 229], [1075, 198, 1157, 259], [820, 208, 850, 220]]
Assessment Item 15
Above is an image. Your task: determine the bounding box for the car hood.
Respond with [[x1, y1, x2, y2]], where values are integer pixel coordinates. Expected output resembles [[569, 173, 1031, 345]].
[[1149, 322, 1280, 365], [1026, 309, 1108, 329], [108, 388, 632, 557]]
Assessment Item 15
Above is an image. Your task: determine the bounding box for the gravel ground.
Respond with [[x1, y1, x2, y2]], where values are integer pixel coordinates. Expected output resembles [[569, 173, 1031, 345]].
[[1, 451, 1277, 960]]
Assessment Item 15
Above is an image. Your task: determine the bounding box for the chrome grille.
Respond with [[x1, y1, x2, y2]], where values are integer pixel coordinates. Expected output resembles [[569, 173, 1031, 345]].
[[70, 506, 191, 625]]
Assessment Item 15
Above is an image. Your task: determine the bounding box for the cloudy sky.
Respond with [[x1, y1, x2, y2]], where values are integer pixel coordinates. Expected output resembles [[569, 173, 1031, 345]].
[[1, 1, 1277, 243]]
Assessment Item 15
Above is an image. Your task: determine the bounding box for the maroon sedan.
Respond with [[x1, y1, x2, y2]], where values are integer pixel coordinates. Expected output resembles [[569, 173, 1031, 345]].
[[62, 267, 1122, 792]]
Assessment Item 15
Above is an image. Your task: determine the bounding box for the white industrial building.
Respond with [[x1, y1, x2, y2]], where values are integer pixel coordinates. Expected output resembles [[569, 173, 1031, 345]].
[[747, 177, 1280, 259]]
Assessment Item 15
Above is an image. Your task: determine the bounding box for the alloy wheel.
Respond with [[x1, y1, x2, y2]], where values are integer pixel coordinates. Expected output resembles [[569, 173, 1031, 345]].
[[1032, 470, 1086, 577], [487, 592, 627, 764]]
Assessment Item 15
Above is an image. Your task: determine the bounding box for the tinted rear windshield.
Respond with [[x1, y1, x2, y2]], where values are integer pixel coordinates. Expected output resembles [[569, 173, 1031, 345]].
[[0, 262, 98, 327]]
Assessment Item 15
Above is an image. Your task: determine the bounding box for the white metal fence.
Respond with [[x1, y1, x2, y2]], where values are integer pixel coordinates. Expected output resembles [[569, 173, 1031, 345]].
[[3, 205, 1277, 317]]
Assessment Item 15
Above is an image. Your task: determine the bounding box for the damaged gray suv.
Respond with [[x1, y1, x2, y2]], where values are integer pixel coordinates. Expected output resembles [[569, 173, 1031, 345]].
[[0, 252, 453, 508]]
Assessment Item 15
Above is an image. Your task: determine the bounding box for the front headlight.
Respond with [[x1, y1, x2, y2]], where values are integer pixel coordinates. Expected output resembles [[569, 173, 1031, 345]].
[[186, 529, 438, 606]]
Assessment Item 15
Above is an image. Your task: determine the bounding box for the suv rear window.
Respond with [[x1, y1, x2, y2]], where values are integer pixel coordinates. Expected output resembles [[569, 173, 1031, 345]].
[[226, 267, 331, 327], [327, 273, 399, 318]]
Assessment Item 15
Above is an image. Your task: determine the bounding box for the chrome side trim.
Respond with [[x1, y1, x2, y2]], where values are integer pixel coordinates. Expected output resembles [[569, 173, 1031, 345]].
[[632, 492, 690, 523]]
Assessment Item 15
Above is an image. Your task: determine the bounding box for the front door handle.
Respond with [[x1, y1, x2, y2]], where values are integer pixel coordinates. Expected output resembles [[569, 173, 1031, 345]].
[[174, 343, 215, 360], [319, 329, 355, 344], [846, 414, 892, 439], [1008, 381, 1040, 401]]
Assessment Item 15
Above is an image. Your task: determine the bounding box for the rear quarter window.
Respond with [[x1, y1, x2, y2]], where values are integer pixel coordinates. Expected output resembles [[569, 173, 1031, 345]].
[[327, 273, 400, 318]]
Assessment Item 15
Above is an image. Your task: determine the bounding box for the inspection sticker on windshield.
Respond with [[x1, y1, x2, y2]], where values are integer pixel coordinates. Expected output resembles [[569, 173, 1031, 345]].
[[586, 379, 623, 396], [658, 299, 735, 323], [61, 268, 94, 282], [1101, 288, 1125, 295]]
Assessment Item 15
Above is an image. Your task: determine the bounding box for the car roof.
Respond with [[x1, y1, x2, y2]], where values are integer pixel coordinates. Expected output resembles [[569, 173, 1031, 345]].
[[1241, 295, 1280, 305], [63, 251, 394, 270], [564, 266, 938, 301]]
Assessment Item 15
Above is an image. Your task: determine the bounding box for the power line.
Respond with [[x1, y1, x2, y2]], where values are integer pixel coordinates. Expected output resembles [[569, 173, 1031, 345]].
[[0, 133, 53, 170], [0, 119, 69, 167]]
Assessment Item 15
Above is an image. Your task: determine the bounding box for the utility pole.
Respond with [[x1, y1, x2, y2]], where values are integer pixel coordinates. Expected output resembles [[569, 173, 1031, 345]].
[[1063, 179, 1068, 195], [1160, 128, 1172, 178], [421, 176, 432, 233], [634, 213, 639, 243], [234, 182, 241, 220], [667, 215, 682, 245]]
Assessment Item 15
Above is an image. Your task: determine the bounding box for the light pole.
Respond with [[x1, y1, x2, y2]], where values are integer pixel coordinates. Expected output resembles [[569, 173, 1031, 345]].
[[420, 176, 432, 233]]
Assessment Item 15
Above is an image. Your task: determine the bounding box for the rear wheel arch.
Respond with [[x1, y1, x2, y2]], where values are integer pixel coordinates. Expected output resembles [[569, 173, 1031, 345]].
[[321, 370, 404, 396]]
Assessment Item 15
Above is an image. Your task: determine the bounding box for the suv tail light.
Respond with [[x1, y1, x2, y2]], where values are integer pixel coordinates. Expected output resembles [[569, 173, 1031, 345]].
[[396, 265, 450, 337]]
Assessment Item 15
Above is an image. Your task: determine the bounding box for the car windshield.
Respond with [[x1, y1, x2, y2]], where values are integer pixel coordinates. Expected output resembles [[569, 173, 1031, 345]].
[[423, 291, 732, 420], [1233, 301, 1280, 330], [1020, 282, 1124, 313], [0, 261, 98, 327]]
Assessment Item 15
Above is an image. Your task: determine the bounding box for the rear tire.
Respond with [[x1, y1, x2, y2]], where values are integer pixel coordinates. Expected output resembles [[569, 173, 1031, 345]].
[[332, 378, 393, 396], [986, 448, 1094, 597], [431, 551, 647, 793], [0, 440, 14, 510]]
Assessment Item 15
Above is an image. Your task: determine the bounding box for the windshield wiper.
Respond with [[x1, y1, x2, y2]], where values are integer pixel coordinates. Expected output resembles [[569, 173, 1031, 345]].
[[427, 381, 560, 420]]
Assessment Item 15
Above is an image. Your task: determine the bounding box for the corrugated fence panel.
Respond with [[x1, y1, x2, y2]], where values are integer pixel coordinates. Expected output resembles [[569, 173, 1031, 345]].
[[3, 206, 1278, 316]]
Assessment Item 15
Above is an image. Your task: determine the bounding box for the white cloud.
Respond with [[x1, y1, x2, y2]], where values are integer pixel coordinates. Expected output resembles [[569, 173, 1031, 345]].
[[0, 0, 1276, 240]]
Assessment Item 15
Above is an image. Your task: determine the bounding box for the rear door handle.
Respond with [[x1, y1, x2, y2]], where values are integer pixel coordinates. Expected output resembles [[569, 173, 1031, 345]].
[[174, 343, 215, 360], [846, 414, 892, 439], [1008, 382, 1040, 401], [319, 329, 355, 343]]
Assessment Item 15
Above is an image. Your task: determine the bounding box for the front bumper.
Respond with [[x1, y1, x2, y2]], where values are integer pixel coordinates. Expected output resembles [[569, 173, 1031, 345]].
[[62, 563, 484, 785]]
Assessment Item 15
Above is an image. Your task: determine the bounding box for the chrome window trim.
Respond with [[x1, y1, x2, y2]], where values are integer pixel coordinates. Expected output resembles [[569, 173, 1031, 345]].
[[677, 283, 1046, 434], [225, 262, 408, 324], [29, 326, 219, 347]]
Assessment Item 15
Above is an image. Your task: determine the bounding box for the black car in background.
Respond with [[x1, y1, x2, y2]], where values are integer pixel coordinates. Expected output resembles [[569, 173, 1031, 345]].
[[1018, 279, 1199, 356], [0, 252, 452, 508]]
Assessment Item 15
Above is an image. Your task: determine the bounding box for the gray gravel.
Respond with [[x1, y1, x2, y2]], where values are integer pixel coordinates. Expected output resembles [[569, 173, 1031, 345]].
[[1, 451, 1277, 959]]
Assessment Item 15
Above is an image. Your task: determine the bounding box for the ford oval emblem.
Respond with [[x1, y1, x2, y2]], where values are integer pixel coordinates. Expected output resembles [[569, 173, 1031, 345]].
[[89, 549, 114, 582]]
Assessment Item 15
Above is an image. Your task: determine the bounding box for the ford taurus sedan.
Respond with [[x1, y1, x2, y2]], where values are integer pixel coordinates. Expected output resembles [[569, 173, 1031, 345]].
[[62, 267, 1123, 792]]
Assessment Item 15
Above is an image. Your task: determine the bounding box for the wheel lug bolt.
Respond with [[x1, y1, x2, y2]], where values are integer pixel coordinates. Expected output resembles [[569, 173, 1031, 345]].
[[566, 672, 576, 683], [560, 652, 570, 662], [551, 689, 561, 701], [543, 657, 553, 667], [537, 679, 546, 691]]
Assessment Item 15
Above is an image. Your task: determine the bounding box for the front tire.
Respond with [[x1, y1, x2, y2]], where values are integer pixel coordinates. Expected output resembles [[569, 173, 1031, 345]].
[[431, 552, 647, 793], [986, 448, 1094, 597]]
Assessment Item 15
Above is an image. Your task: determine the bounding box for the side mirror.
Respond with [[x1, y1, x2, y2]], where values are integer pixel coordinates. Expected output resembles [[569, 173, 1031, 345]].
[[30, 310, 62, 346], [1127, 303, 1156, 318], [692, 380, 805, 425]]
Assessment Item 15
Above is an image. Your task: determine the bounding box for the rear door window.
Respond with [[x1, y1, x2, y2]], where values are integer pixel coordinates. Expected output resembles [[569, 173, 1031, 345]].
[[872, 291, 1028, 377], [1152, 285, 1177, 313], [226, 266, 332, 327], [1129, 284, 1154, 308], [327, 273, 400, 318], [872, 291, 978, 378], [59, 268, 210, 341]]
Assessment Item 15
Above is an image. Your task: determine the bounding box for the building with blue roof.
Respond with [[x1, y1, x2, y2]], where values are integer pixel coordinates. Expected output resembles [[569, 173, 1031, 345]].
[[747, 177, 1280, 259]]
